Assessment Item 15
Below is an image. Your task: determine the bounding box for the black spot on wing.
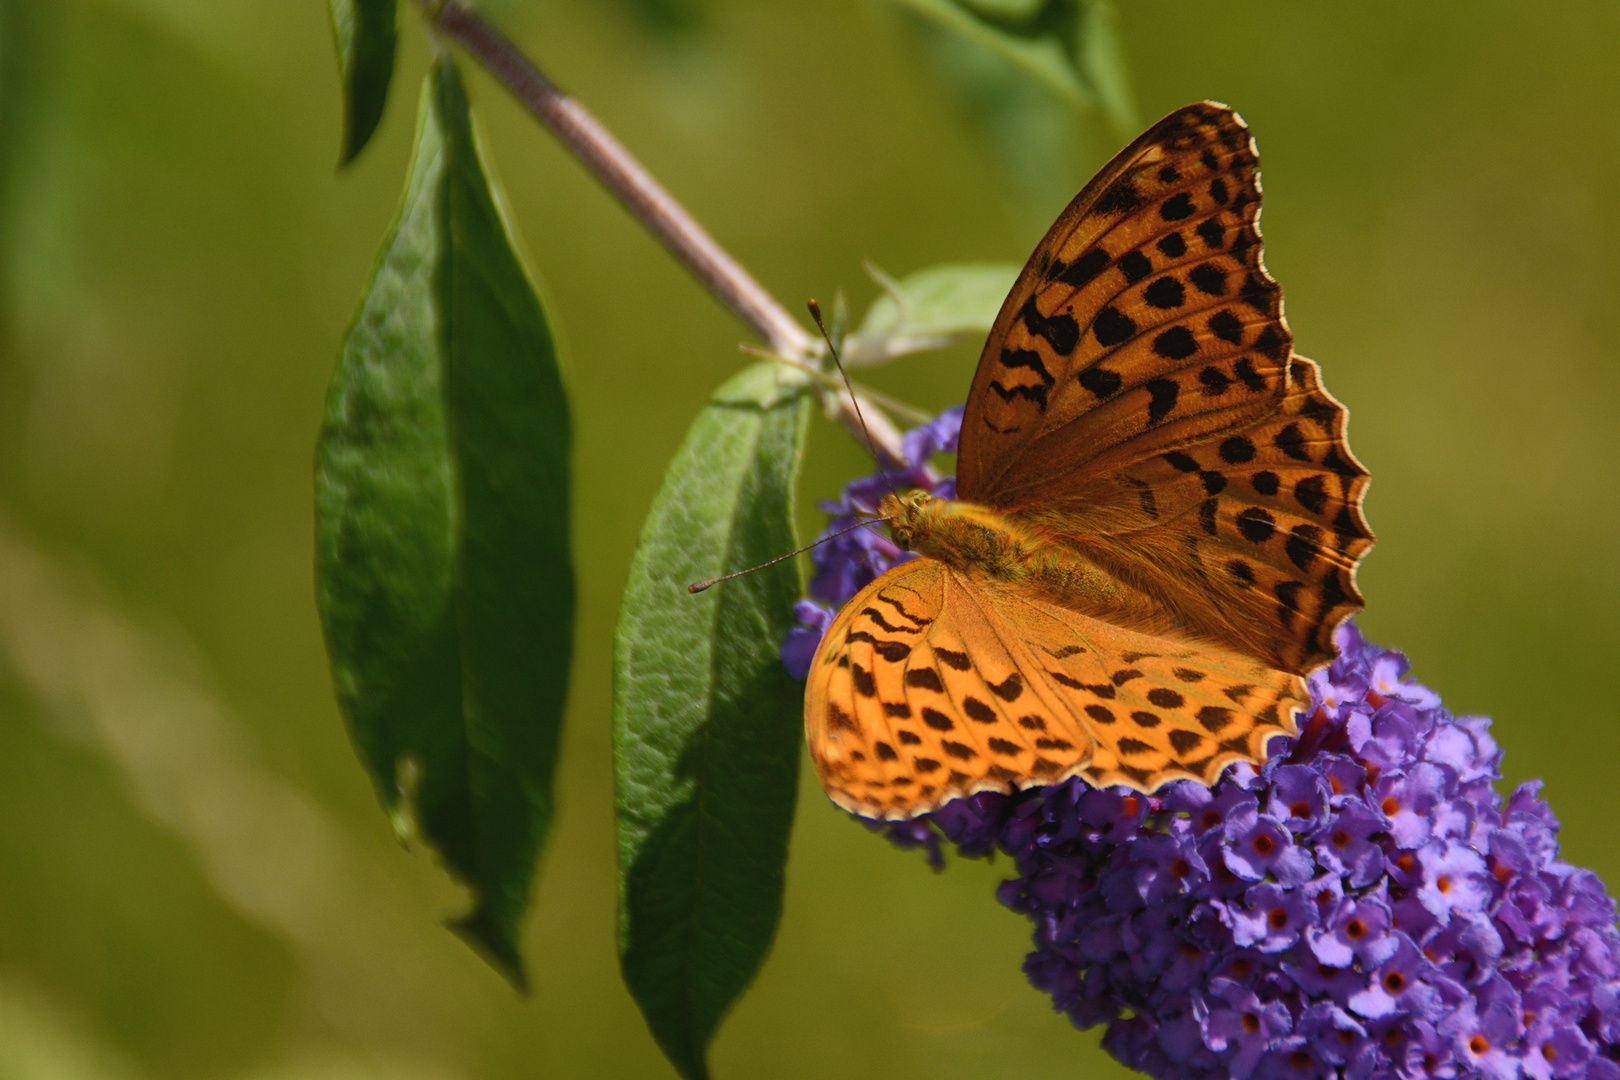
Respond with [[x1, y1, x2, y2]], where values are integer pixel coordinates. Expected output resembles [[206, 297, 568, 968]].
[[1274, 424, 1312, 462], [1057, 247, 1110, 289], [905, 667, 943, 692], [1093, 178, 1143, 215], [1146, 379, 1180, 424], [1208, 310, 1243, 345], [1117, 250, 1153, 284], [1294, 476, 1328, 514], [990, 673, 1024, 701], [1078, 366, 1123, 399], [1019, 297, 1080, 355], [1152, 327, 1197, 360], [1234, 358, 1267, 391], [1094, 306, 1138, 348], [1160, 192, 1197, 221], [1170, 729, 1205, 755], [1144, 277, 1186, 309], [1240, 273, 1275, 314], [1199, 366, 1233, 395], [1163, 451, 1198, 472], [1286, 524, 1322, 571], [1237, 508, 1276, 544], [1252, 324, 1288, 361], [1275, 580, 1304, 626], [964, 697, 997, 723], [1157, 232, 1187, 258], [1189, 263, 1228, 296]]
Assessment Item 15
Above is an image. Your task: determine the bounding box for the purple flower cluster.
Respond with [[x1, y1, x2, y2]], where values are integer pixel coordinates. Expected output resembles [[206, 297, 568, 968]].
[[918, 625, 1620, 1080], [788, 409, 1620, 1080]]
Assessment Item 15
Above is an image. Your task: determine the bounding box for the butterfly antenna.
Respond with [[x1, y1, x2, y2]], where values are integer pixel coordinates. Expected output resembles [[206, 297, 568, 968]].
[[808, 298, 902, 502], [688, 515, 892, 594]]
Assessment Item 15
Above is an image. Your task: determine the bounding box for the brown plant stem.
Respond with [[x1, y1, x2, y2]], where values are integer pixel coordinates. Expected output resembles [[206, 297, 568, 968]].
[[417, 0, 907, 461]]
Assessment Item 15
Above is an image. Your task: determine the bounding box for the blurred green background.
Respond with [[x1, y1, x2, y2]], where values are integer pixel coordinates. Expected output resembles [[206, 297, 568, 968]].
[[0, 0, 1615, 1077]]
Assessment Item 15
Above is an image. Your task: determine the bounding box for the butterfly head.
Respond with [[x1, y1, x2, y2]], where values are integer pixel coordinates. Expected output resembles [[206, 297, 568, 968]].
[[876, 490, 943, 552]]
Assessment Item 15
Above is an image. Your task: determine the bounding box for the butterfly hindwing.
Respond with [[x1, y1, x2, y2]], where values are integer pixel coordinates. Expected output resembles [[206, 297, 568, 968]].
[[806, 560, 1095, 819], [804, 559, 1308, 819], [983, 583, 1307, 795]]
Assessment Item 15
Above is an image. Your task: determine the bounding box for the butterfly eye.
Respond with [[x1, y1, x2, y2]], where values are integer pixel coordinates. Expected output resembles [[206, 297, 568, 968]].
[[892, 528, 913, 551]]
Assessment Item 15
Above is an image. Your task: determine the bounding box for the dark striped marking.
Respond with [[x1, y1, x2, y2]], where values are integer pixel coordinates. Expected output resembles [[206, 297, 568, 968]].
[[990, 673, 1024, 701], [1147, 688, 1185, 709], [1170, 730, 1205, 755], [905, 668, 943, 692], [963, 697, 997, 724]]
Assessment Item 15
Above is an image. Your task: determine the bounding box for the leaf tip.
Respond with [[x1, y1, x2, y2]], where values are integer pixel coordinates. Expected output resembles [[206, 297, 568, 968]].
[[449, 905, 530, 994]]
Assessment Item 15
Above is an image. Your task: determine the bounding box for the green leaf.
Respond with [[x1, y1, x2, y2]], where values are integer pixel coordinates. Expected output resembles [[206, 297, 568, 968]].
[[315, 58, 573, 989], [328, 0, 397, 164], [613, 362, 812, 1080], [895, 0, 1092, 108], [890, 0, 1135, 130], [845, 261, 1021, 365], [1075, 0, 1137, 134]]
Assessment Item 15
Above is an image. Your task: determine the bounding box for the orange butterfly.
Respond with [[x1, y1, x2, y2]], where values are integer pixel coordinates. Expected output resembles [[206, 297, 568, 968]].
[[804, 102, 1373, 820]]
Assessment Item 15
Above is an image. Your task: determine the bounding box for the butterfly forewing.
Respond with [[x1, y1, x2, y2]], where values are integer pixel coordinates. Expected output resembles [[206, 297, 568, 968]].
[[958, 101, 1283, 502], [805, 560, 1308, 819], [955, 101, 1371, 677]]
